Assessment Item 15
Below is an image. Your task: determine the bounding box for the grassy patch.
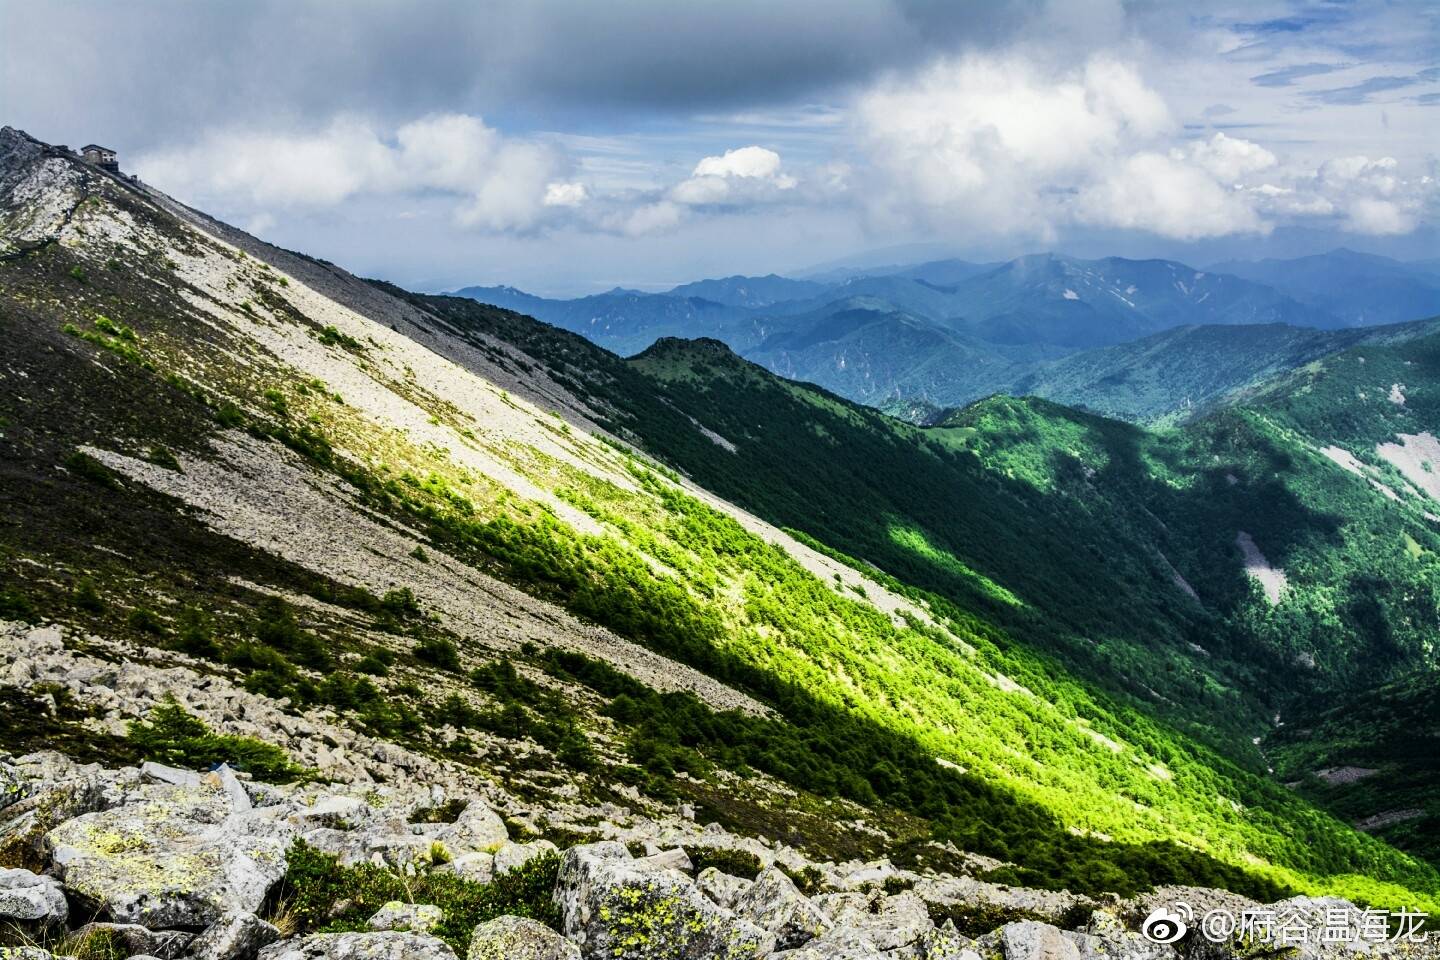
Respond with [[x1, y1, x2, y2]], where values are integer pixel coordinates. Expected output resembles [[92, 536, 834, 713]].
[[270, 842, 561, 954], [127, 695, 307, 782]]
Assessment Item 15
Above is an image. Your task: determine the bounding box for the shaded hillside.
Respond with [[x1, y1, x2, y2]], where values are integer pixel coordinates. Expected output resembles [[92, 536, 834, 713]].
[[1010, 319, 1440, 426]]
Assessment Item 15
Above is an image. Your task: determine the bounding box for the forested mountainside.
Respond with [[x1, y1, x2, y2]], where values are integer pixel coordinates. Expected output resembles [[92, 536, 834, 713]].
[[398, 290, 1440, 876], [2, 121, 1438, 954], [745, 314, 1440, 426]]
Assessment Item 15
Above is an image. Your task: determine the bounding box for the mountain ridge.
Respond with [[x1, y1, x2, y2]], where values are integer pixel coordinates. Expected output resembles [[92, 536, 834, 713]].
[[2, 124, 1438, 951]]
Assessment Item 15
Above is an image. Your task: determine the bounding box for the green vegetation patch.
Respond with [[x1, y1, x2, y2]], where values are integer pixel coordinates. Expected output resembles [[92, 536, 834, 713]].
[[271, 842, 561, 953], [127, 695, 307, 783]]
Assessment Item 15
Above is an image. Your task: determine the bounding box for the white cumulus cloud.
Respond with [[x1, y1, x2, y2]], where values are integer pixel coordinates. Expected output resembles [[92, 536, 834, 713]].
[[135, 113, 583, 234], [671, 146, 797, 207], [853, 53, 1424, 242]]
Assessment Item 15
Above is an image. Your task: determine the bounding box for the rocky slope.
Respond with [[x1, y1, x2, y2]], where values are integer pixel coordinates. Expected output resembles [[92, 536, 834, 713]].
[[2, 618, 1433, 960]]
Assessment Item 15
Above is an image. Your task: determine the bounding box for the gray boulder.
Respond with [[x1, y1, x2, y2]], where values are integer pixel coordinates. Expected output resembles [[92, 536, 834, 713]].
[[492, 840, 559, 877], [696, 867, 753, 909], [187, 911, 281, 960], [972, 919, 1178, 960], [0, 763, 25, 812], [441, 852, 495, 884], [553, 843, 774, 959], [466, 916, 580, 960], [432, 802, 508, 859], [794, 892, 934, 956], [0, 866, 67, 925], [912, 875, 1096, 931], [732, 867, 831, 949], [366, 901, 444, 933], [45, 786, 293, 928], [290, 796, 367, 831], [633, 847, 692, 873], [141, 761, 204, 788], [0, 775, 107, 869], [258, 932, 457, 960], [301, 827, 437, 870]]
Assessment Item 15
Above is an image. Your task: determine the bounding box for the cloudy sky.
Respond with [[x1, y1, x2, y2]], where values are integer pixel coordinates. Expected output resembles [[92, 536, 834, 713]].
[[4, 0, 1437, 295]]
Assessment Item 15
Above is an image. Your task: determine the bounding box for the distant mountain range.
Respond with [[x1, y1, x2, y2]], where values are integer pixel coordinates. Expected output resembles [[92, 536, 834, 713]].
[[1208, 248, 1440, 328], [454, 249, 1440, 425]]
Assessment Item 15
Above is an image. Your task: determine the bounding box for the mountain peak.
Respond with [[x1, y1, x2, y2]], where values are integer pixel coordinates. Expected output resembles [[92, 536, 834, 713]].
[[635, 335, 739, 360]]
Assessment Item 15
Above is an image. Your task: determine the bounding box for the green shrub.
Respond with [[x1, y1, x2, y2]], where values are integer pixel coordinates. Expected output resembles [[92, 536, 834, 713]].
[[144, 445, 182, 471], [171, 606, 221, 658], [72, 578, 105, 612], [272, 843, 560, 953], [0, 587, 36, 622], [215, 402, 246, 427], [316, 325, 362, 351], [779, 863, 826, 896], [252, 597, 332, 669], [381, 587, 422, 617], [93, 315, 136, 341], [684, 846, 762, 880], [127, 696, 306, 782], [126, 605, 165, 635], [353, 653, 391, 676], [64, 451, 120, 488], [411, 798, 468, 824], [415, 637, 460, 671]]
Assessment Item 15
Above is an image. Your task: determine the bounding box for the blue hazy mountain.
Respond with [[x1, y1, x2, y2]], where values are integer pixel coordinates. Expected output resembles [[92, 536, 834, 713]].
[[453, 252, 1413, 422], [1208, 249, 1440, 327], [449, 284, 751, 356], [666, 273, 828, 308]]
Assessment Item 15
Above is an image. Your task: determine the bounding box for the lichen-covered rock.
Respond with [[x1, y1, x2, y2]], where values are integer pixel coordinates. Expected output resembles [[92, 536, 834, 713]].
[[632, 847, 692, 873], [914, 920, 978, 959], [367, 901, 444, 933], [793, 891, 935, 957], [493, 839, 559, 877], [913, 875, 1097, 931], [0, 773, 108, 869], [45, 786, 293, 928], [0, 763, 25, 813], [290, 796, 367, 831], [975, 921, 1078, 960], [0, 866, 68, 925], [141, 761, 204, 788], [697, 867, 753, 909], [301, 827, 437, 870], [432, 802, 509, 859], [188, 911, 281, 960], [732, 867, 831, 949], [972, 919, 1179, 960], [0, 948, 54, 960], [466, 916, 580, 960], [258, 932, 458, 960], [553, 843, 774, 960]]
